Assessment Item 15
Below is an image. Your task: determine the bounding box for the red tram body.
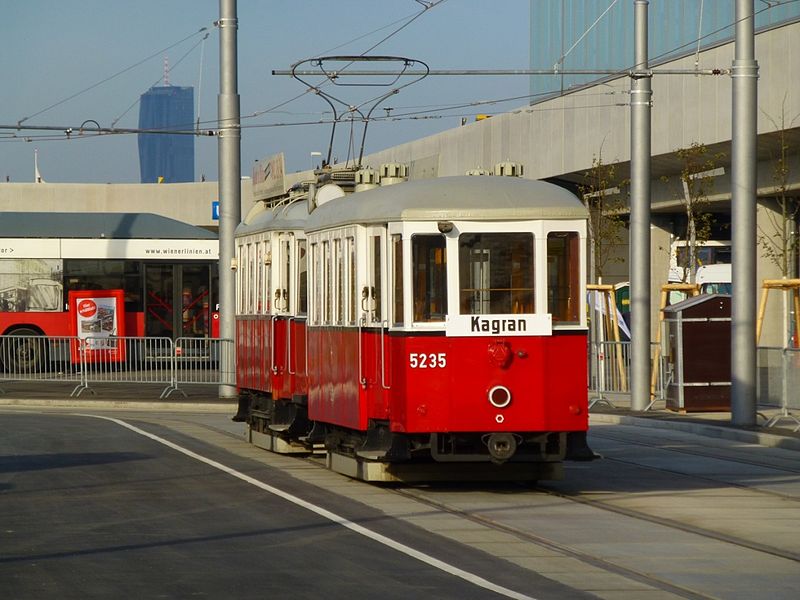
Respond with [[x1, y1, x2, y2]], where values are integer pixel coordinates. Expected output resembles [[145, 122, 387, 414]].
[[235, 167, 591, 481]]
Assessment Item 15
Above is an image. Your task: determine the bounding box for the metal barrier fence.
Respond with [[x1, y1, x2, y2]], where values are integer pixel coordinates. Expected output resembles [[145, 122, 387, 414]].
[[0, 334, 235, 398], [588, 340, 672, 411], [590, 340, 799, 426], [757, 346, 800, 432]]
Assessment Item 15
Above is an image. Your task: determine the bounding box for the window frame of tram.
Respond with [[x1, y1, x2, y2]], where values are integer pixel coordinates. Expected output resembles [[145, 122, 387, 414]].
[[296, 239, 308, 317], [411, 233, 447, 323], [546, 231, 581, 325], [458, 232, 534, 315]]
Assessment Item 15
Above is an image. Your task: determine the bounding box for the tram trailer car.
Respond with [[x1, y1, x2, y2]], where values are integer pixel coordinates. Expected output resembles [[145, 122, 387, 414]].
[[234, 198, 311, 446], [234, 169, 593, 481]]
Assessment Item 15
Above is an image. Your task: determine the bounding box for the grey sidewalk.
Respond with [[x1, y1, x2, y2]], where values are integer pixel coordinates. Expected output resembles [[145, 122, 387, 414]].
[[589, 394, 800, 452]]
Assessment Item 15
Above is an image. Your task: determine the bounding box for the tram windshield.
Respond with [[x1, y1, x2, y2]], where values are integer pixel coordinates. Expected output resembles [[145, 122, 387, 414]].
[[459, 233, 534, 315]]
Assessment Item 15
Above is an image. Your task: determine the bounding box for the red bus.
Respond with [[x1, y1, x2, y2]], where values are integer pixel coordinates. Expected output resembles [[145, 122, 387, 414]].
[[0, 212, 219, 369]]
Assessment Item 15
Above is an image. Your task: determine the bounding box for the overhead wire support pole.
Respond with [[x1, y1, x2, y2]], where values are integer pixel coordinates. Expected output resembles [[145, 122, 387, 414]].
[[217, 0, 241, 400], [731, 0, 759, 426], [629, 0, 652, 412]]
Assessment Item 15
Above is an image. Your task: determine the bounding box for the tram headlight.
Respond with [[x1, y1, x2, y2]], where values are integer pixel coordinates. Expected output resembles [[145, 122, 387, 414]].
[[487, 385, 511, 408]]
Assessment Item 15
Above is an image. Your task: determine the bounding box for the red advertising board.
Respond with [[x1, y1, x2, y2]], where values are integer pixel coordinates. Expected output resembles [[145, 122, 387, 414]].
[[68, 289, 126, 363]]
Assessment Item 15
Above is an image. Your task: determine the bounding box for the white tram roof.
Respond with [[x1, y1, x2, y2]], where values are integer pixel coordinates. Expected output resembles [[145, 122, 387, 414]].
[[235, 199, 309, 236], [0, 212, 217, 240], [305, 176, 587, 232]]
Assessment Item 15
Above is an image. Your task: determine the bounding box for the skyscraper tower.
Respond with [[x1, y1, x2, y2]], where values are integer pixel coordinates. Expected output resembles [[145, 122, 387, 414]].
[[138, 67, 195, 184]]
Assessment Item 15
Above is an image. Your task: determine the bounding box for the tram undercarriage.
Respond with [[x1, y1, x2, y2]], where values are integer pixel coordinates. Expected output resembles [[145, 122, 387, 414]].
[[237, 393, 586, 482]]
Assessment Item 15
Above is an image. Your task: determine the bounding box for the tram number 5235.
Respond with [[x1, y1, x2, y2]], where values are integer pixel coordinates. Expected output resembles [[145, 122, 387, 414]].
[[409, 352, 447, 369]]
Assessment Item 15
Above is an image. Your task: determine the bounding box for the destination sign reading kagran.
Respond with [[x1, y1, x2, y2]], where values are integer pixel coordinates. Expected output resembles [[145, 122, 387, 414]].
[[445, 314, 552, 337]]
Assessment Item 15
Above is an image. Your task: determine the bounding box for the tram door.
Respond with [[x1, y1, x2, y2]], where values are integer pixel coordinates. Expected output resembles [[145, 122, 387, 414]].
[[145, 263, 212, 338]]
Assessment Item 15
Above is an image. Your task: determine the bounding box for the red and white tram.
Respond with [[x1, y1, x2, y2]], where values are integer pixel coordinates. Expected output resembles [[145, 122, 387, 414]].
[[234, 166, 592, 480], [234, 197, 311, 441]]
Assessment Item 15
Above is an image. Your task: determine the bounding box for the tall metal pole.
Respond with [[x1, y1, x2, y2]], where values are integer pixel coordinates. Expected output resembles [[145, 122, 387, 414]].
[[629, 0, 652, 411], [218, 0, 241, 399], [731, 0, 759, 426]]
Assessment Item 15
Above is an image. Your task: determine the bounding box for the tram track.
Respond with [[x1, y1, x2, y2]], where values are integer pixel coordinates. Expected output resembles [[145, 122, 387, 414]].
[[590, 429, 800, 476], [161, 415, 800, 558], [534, 481, 800, 563], [392, 483, 716, 600], [76, 415, 800, 599]]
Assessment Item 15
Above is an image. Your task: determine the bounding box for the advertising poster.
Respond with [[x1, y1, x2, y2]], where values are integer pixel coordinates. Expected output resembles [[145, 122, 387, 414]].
[[68, 289, 126, 363]]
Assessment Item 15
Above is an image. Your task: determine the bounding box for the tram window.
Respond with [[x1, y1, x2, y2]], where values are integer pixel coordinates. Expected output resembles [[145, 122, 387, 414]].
[[297, 240, 308, 316], [264, 243, 272, 314], [347, 237, 356, 325], [458, 233, 533, 315], [412, 234, 447, 322], [255, 242, 264, 314], [323, 241, 332, 325], [263, 241, 272, 314], [371, 235, 382, 321], [547, 232, 580, 324], [283, 239, 291, 313], [392, 234, 404, 326], [235, 244, 243, 313], [310, 243, 320, 325], [242, 244, 251, 314], [335, 238, 344, 325], [249, 243, 257, 314]]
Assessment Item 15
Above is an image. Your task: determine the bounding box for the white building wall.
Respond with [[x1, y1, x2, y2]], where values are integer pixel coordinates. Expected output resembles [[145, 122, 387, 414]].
[[358, 21, 799, 194], [0, 179, 253, 230]]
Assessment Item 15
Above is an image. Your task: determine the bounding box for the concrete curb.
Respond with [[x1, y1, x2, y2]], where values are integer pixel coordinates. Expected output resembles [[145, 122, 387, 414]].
[[0, 398, 235, 413], [590, 412, 800, 452]]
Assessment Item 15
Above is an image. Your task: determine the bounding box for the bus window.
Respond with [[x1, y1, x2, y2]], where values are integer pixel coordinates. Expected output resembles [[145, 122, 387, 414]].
[[547, 232, 580, 325], [0, 258, 62, 312], [459, 233, 533, 315], [412, 234, 447, 322], [63, 260, 142, 312]]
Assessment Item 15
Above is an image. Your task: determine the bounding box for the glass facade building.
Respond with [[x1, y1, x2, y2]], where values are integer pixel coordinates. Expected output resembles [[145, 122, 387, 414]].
[[138, 85, 195, 183], [529, 0, 800, 101]]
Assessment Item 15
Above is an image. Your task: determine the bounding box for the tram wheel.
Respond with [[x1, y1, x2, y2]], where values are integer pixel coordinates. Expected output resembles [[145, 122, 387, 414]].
[[3, 328, 46, 373]]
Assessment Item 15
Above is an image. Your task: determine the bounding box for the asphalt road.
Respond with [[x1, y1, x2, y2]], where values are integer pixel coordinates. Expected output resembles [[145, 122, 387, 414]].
[[0, 412, 588, 600]]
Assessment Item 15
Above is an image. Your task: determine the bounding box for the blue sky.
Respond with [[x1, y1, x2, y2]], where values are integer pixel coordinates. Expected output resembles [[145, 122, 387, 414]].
[[1, 1, 532, 183]]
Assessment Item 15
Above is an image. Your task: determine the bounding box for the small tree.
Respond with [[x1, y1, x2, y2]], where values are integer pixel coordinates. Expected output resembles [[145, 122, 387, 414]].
[[671, 142, 724, 283], [758, 98, 799, 279], [578, 155, 628, 284]]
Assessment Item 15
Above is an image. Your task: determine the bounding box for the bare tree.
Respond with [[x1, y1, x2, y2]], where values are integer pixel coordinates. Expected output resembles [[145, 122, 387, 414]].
[[578, 155, 628, 284], [758, 97, 799, 279], [670, 142, 724, 283]]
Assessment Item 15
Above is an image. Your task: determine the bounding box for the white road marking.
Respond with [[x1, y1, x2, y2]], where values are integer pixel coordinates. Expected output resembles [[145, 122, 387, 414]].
[[82, 414, 538, 600]]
